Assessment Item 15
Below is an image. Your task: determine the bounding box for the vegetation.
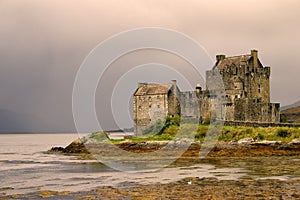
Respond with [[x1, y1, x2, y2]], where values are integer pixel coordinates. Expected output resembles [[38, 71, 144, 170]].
[[84, 115, 300, 144], [134, 124, 300, 143], [142, 115, 181, 135]]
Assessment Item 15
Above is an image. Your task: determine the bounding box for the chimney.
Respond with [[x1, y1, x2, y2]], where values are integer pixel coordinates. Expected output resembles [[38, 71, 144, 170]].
[[196, 84, 202, 97], [216, 55, 226, 63], [251, 49, 258, 68], [171, 80, 177, 91]]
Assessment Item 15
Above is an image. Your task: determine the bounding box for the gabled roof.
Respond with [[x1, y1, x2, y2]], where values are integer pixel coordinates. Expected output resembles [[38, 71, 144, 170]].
[[216, 55, 252, 70], [134, 84, 172, 96]]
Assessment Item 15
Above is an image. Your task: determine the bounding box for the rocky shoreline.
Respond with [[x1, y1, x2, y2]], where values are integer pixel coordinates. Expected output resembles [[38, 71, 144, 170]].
[[49, 138, 300, 158]]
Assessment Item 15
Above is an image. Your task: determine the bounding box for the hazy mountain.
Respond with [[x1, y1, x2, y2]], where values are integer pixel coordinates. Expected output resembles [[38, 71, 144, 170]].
[[281, 106, 300, 123], [0, 109, 47, 133], [281, 100, 300, 111]]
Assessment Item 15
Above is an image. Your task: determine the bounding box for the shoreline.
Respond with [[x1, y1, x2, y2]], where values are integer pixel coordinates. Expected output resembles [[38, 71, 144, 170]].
[[49, 138, 300, 158]]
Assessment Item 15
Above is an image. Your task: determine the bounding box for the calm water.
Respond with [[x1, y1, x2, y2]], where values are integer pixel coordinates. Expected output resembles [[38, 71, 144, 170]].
[[0, 134, 299, 196]]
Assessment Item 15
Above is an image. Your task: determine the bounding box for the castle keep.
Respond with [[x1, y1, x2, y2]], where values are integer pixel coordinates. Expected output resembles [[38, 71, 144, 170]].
[[133, 50, 280, 135]]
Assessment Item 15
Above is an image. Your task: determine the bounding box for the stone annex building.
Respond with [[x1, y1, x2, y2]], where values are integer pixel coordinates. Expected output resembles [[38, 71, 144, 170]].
[[133, 50, 280, 135]]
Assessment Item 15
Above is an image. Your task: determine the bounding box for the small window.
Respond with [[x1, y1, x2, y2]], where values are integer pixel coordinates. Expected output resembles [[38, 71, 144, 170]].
[[157, 95, 160, 99], [157, 105, 160, 108], [149, 105, 152, 108]]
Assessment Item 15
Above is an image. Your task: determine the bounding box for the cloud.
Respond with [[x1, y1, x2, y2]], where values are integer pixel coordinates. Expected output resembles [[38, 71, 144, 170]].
[[0, 0, 299, 131]]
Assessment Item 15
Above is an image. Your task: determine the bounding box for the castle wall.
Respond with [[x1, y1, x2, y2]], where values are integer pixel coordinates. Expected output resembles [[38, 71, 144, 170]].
[[167, 85, 181, 117], [179, 91, 199, 121], [134, 50, 280, 135], [134, 93, 168, 136]]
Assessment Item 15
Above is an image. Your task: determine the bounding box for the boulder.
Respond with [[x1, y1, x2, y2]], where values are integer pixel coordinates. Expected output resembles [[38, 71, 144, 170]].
[[289, 138, 300, 144], [253, 140, 281, 146], [237, 138, 254, 145]]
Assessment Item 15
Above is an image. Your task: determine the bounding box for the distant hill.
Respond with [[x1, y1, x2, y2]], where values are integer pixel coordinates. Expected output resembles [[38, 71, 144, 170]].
[[281, 100, 300, 111], [281, 106, 300, 123]]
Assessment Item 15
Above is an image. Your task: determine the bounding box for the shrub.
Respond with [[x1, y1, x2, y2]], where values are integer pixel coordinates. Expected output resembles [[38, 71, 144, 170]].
[[245, 128, 253, 134], [276, 128, 291, 138], [195, 125, 208, 139], [87, 132, 108, 142], [256, 133, 265, 140], [280, 114, 287, 123], [155, 115, 181, 135], [165, 115, 181, 127], [143, 119, 164, 135]]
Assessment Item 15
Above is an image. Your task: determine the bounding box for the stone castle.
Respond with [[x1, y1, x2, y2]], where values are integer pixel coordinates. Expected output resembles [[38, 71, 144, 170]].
[[133, 50, 280, 135]]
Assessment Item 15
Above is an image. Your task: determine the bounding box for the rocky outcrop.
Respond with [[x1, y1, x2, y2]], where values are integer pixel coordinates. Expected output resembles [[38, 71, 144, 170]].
[[48, 137, 300, 157]]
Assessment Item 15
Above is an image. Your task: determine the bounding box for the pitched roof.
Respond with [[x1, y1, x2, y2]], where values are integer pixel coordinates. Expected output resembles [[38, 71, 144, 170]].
[[216, 55, 252, 70], [134, 84, 172, 96]]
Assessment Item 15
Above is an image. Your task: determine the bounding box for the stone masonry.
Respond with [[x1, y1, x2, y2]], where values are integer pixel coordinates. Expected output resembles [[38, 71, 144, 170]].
[[133, 50, 280, 135]]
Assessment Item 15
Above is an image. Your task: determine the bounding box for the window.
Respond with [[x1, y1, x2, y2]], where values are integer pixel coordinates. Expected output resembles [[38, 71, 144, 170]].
[[157, 95, 160, 99], [149, 105, 152, 108], [258, 84, 261, 93], [157, 105, 160, 108], [233, 67, 238, 75]]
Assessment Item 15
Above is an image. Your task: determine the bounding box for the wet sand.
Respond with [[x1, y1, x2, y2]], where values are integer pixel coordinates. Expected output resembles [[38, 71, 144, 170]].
[[2, 139, 300, 199], [3, 156, 300, 199]]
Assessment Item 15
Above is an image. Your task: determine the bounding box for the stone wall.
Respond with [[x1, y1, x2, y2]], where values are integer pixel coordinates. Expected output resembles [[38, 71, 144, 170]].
[[179, 91, 199, 120], [224, 121, 300, 128], [134, 93, 169, 136], [134, 50, 280, 135]]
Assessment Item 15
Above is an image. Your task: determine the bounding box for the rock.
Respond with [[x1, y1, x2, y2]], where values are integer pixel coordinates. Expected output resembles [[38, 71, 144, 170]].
[[228, 140, 238, 145], [253, 140, 281, 146], [289, 139, 300, 144], [64, 138, 89, 154], [49, 147, 64, 152], [237, 138, 254, 145]]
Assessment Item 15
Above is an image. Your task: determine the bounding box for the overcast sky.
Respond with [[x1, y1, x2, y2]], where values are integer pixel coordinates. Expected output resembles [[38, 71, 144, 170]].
[[0, 0, 300, 132]]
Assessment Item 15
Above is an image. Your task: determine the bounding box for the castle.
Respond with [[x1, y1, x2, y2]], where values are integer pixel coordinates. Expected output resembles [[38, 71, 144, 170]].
[[133, 50, 280, 135]]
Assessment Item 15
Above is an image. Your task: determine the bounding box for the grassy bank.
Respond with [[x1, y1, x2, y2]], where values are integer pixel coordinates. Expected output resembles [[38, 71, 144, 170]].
[[134, 124, 300, 142], [87, 124, 300, 144]]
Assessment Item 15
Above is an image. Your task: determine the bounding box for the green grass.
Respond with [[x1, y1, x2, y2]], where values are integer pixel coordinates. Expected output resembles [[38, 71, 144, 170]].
[[85, 124, 300, 144], [219, 126, 300, 142]]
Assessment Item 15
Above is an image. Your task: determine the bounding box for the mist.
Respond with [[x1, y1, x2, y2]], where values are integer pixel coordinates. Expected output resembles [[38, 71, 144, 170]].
[[0, 0, 299, 132]]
